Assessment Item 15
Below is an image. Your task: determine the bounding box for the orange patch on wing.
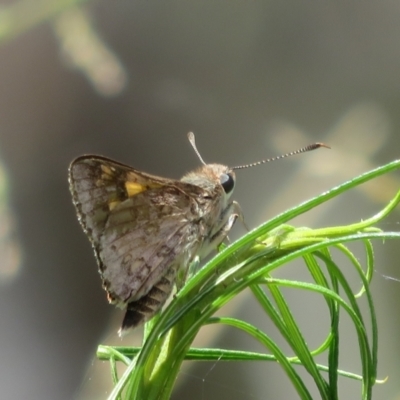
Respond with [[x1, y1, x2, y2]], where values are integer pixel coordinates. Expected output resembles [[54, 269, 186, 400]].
[[125, 181, 148, 196], [125, 181, 162, 197]]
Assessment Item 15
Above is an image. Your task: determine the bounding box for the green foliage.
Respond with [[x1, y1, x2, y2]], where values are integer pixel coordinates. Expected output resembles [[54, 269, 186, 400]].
[[98, 160, 400, 400]]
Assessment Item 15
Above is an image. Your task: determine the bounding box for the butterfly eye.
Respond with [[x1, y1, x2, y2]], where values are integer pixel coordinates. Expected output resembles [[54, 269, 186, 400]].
[[220, 173, 235, 194]]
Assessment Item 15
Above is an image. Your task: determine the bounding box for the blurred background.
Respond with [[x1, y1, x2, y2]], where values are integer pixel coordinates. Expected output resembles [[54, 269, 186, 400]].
[[0, 1, 400, 399]]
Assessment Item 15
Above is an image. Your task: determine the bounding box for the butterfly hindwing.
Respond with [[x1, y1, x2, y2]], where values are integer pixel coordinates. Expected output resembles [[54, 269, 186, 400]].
[[98, 185, 202, 307]]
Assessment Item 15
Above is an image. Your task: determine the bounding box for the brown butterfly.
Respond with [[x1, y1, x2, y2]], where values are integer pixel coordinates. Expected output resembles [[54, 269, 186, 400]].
[[68, 133, 327, 335]]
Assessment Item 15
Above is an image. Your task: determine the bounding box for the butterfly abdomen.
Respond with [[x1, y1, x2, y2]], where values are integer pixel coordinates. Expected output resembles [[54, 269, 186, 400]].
[[119, 265, 176, 334]]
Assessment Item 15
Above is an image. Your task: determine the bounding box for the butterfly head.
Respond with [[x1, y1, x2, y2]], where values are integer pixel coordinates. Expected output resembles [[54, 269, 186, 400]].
[[181, 163, 236, 199]]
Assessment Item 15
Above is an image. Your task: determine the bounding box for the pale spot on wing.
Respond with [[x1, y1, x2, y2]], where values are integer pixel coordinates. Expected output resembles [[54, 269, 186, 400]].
[[100, 164, 114, 175], [108, 201, 119, 211]]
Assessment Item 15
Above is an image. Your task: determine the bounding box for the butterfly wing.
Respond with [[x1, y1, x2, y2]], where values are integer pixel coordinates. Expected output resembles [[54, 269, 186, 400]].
[[98, 184, 202, 306], [69, 156, 204, 311]]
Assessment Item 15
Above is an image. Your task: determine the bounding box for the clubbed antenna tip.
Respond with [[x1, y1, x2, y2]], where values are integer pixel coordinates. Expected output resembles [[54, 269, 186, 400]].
[[231, 142, 330, 170]]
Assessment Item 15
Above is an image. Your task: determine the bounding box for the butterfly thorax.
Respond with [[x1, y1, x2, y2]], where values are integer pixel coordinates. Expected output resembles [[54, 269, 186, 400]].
[[180, 163, 236, 259]]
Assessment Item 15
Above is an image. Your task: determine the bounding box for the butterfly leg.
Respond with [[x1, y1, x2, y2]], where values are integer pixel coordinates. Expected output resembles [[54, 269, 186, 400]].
[[202, 202, 239, 256], [232, 200, 249, 232]]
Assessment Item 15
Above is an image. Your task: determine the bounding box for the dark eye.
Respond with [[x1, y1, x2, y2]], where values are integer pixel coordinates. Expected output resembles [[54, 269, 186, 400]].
[[220, 173, 235, 194]]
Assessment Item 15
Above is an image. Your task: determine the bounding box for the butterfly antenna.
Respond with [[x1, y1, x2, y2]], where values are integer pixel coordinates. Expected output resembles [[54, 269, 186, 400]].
[[231, 142, 330, 170], [188, 132, 207, 166]]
